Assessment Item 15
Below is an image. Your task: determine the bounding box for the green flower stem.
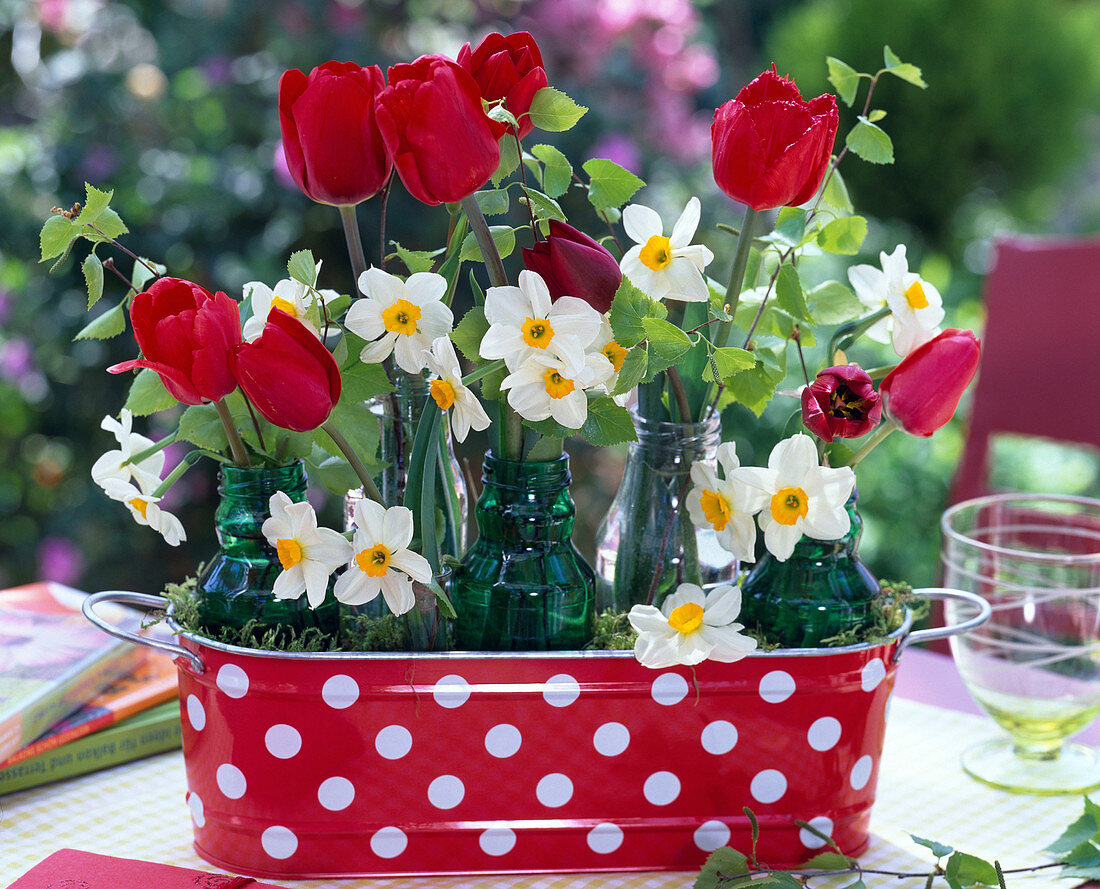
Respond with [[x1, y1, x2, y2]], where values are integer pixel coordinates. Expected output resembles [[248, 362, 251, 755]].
[[320, 420, 384, 505], [842, 416, 899, 468], [338, 203, 367, 293], [152, 449, 204, 499], [126, 430, 178, 467], [828, 305, 891, 363], [460, 358, 506, 386], [402, 398, 443, 573], [214, 398, 250, 466]]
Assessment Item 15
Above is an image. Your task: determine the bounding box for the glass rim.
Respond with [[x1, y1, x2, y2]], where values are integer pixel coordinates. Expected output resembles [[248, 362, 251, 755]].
[[941, 492, 1100, 562]]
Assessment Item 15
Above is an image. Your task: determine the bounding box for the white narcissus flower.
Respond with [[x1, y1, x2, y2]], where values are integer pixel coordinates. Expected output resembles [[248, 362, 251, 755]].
[[423, 336, 490, 443], [732, 433, 856, 562], [500, 349, 614, 430], [261, 491, 353, 608], [345, 268, 454, 374], [91, 409, 165, 494], [479, 269, 601, 372], [686, 441, 767, 563], [335, 499, 433, 615], [847, 244, 944, 357], [628, 582, 757, 669], [101, 478, 186, 547], [242, 266, 341, 342], [620, 197, 714, 303]]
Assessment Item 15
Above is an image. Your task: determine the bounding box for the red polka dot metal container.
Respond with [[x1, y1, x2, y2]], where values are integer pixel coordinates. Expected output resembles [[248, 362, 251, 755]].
[[83, 589, 988, 880]]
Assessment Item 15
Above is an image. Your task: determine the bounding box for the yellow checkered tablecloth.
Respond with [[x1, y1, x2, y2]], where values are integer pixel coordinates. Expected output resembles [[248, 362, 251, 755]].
[[0, 698, 1088, 888]]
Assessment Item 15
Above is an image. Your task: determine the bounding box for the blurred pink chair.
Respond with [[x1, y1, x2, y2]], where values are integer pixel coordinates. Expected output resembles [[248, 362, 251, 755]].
[[949, 234, 1100, 505]]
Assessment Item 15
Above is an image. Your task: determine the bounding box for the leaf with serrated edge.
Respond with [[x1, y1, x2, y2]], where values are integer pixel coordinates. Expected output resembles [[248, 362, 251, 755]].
[[642, 317, 691, 360], [132, 258, 165, 292], [83, 253, 104, 309], [475, 188, 511, 217], [846, 118, 894, 164], [817, 216, 868, 255], [531, 144, 572, 198], [178, 404, 229, 451], [582, 396, 636, 446], [609, 277, 665, 347], [944, 851, 999, 889], [613, 346, 650, 394], [806, 281, 864, 324], [804, 852, 856, 870], [775, 263, 810, 321], [40, 215, 77, 262], [883, 45, 927, 88], [705, 347, 755, 384], [390, 242, 436, 275], [287, 249, 317, 285], [452, 306, 489, 362], [124, 368, 177, 416], [74, 183, 114, 226], [338, 362, 393, 404], [826, 57, 860, 107], [491, 133, 520, 186], [74, 301, 126, 340], [821, 168, 853, 214], [694, 847, 749, 889], [84, 207, 128, 241], [527, 87, 588, 132], [583, 158, 645, 211], [910, 835, 954, 859], [1045, 813, 1100, 854], [521, 187, 566, 222], [460, 226, 516, 263]]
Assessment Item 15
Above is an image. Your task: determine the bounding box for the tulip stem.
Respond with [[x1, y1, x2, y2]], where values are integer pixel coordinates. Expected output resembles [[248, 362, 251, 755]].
[[152, 449, 204, 499], [338, 204, 368, 294], [321, 420, 385, 505], [843, 417, 899, 468], [213, 399, 250, 466]]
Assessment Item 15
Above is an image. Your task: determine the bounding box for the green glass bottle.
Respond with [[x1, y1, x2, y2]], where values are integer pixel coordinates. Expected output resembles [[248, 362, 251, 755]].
[[450, 455, 595, 650], [196, 462, 339, 642], [739, 492, 880, 648]]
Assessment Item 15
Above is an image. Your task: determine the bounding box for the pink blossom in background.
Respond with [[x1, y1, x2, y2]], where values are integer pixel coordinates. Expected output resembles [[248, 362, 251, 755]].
[[587, 134, 641, 174], [201, 55, 233, 86], [273, 141, 296, 191], [36, 536, 86, 587]]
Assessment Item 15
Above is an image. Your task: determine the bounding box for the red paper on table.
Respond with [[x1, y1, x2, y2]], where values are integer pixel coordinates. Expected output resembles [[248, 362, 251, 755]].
[[4, 849, 286, 888]]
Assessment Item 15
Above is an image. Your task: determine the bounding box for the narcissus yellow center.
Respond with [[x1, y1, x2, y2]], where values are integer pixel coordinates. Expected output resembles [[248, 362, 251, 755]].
[[640, 235, 673, 271], [382, 299, 421, 336], [271, 296, 298, 316], [770, 486, 809, 526], [602, 340, 628, 373], [276, 538, 303, 569], [128, 497, 149, 519], [668, 601, 705, 635], [521, 317, 554, 349], [430, 379, 456, 410], [543, 369, 575, 399], [356, 544, 391, 577], [699, 489, 730, 531], [904, 281, 929, 310]]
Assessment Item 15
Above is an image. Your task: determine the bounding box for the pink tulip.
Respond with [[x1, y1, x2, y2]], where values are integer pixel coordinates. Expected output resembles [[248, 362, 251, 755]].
[[880, 329, 981, 436]]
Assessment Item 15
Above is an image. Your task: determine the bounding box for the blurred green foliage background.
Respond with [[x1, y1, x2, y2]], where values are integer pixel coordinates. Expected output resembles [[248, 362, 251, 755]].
[[1, 0, 1098, 597]]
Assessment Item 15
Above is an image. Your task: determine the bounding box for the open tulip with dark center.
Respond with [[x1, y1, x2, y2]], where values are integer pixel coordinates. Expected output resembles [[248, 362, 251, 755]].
[[522, 220, 623, 313], [801, 365, 883, 443], [880, 328, 981, 437], [457, 31, 548, 139]]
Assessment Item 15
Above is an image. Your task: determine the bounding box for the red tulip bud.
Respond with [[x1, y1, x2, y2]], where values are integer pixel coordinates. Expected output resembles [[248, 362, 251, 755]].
[[108, 277, 241, 405], [880, 329, 981, 437], [457, 31, 549, 140], [232, 309, 341, 432], [801, 365, 882, 443], [522, 220, 623, 313]]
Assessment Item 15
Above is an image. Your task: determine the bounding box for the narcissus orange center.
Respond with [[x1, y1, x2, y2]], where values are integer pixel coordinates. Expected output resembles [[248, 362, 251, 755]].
[[904, 281, 929, 310], [521, 317, 554, 348], [602, 340, 627, 372], [382, 299, 421, 336], [430, 379, 456, 410], [543, 369, 575, 399], [272, 296, 298, 316], [356, 544, 391, 577], [699, 489, 730, 531], [770, 486, 809, 525], [668, 601, 705, 634], [640, 235, 673, 270], [276, 538, 303, 569], [128, 498, 149, 519]]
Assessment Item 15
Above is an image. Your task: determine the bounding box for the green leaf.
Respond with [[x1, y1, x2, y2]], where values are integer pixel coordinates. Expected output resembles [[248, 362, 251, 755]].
[[132, 258, 165, 292], [491, 133, 520, 186], [846, 117, 894, 164], [695, 847, 750, 889], [338, 361, 393, 404], [305, 444, 362, 496], [704, 347, 755, 384], [1062, 841, 1100, 868], [74, 301, 127, 340], [1045, 813, 1100, 854], [287, 249, 317, 285], [40, 214, 77, 262], [83, 207, 128, 242], [805, 281, 865, 324], [459, 226, 516, 263], [613, 345, 650, 394], [868, 109, 886, 123], [317, 400, 380, 468], [74, 183, 114, 226], [524, 415, 575, 437], [910, 834, 955, 859], [804, 852, 856, 870], [478, 362, 507, 400], [123, 369, 177, 416], [826, 57, 860, 107], [82, 252, 104, 309], [520, 186, 567, 223], [817, 215, 868, 255], [883, 46, 927, 88], [390, 242, 437, 275], [531, 144, 573, 198], [642, 317, 691, 360], [821, 168, 853, 214], [763, 207, 808, 248], [178, 403, 229, 451], [527, 86, 588, 132], [486, 102, 519, 130], [475, 188, 511, 217], [775, 263, 811, 321], [944, 851, 999, 889], [451, 306, 489, 362], [582, 396, 637, 446], [583, 158, 644, 211], [723, 351, 786, 416], [609, 277, 666, 348]]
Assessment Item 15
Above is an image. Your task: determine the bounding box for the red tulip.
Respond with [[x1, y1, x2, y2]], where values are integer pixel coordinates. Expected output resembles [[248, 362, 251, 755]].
[[880, 329, 981, 437], [232, 309, 342, 432], [522, 220, 623, 313], [279, 61, 392, 206], [801, 365, 883, 443], [376, 54, 506, 206], [108, 277, 241, 405], [457, 31, 549, 139], [711, 65, 839, 211]]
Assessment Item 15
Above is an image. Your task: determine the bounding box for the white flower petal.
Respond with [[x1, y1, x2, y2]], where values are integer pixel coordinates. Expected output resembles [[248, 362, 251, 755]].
[[381, 505, 416, 552], [381, 572, 416, 616], [389, 549, 433, 584], [669, 196, 701, 247], [622, 203, 663, 244]]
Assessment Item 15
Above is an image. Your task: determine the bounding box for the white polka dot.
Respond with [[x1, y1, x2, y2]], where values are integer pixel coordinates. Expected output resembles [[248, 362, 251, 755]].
[[371, 826, 407, 859], [587, 823, 624, 854], [643, 771, 681, 806], [428, 775, 465, 809], [375, 725, 413, 760], [536, 773, 574, 807], [862, 659, 887, 692], [701, 720, 738, 755], [750, 769, 787, 804], [260, 825, 297, 860], [694, 820, 731, 852], [322, 674, 359, 709], [479, 827, 516, 856], [433, 674, 471, 708], [485, 724, 522, 758], [185, 695, 205, 731], [800, 816, 835, 849], [216, 763, 246, 799], [593, 722, 630, 756], [807, 717, 842, 751], [187, 791, 205, 828], [759, 670, 796, 703], [265, 724, 302, 759], [651, 672, 689, 705], [318, 777, 355, 811], [850, 755, 873, 790], [216, 663, 249, 699], [543, 673, 580, 707]]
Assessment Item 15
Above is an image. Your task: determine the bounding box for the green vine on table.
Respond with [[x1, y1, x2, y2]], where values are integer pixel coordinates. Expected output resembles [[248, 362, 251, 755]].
[[696, 798, 1100, 889]]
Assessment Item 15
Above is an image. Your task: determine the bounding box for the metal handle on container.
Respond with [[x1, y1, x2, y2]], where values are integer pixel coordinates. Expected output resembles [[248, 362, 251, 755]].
[[82, 590, 205, 674], [892, 587, 991, 662]]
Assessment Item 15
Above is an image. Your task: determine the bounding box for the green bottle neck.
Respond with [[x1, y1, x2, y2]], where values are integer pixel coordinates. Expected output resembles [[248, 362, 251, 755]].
[[215, 462, 307, 552]]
